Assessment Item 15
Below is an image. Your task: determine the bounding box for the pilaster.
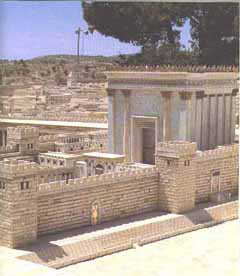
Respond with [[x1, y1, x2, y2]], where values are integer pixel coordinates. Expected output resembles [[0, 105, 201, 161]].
[[230, 89, 238, 143], [107, 89, 116, 153], [195, 91, 205, 150], [179, 92, 192, 141], [121, 89, 131, 161], [161, 91, 172, 141]]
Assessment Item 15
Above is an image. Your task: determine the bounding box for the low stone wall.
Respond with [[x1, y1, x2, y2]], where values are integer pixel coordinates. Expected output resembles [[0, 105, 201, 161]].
[[19, 200, 238, 268], [37, 168, 159, 235], [195, 145, 239, 203]]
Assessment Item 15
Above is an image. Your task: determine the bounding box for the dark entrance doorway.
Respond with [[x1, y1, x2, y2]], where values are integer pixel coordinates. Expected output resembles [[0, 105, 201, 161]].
[[142, 128, 155, 164]]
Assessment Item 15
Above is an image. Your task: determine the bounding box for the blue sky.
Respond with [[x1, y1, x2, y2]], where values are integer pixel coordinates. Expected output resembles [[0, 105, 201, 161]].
[[0, 1, 191, 60]]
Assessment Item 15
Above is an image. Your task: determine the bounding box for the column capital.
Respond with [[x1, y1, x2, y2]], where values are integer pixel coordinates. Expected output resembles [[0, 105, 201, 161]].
[[106, 88, 115, 97], [196, 90, 205, 99], [121, 89, 131, 96], [232, 88, 238, 96], [161, 91, 172, 98], [179, 91, 192, 100]]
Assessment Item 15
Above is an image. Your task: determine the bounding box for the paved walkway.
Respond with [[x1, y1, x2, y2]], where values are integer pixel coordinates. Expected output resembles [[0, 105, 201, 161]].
[[16, 200, 237, 269], [59, 220, 239, 276]]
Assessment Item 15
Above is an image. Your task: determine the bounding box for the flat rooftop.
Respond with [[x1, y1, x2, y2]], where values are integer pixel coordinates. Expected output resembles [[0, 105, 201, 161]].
[[0, 118, 108, 129], [40, 152, 81, 159], [82, 152, 125, 159]]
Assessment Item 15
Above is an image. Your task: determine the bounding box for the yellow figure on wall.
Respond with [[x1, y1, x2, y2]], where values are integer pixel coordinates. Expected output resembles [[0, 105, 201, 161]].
[[91, 201, 99, 225]]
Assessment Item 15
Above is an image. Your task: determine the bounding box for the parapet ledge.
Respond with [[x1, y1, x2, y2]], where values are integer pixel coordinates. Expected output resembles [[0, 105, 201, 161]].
[[0, 159, 39, 176], [156, 141, 197, 158], [108, 64, 239, 73], [39, 135, 57, 142], [38, 166, 158, 194], [196, 144, 239, 161], [7, 126, 39, 138]]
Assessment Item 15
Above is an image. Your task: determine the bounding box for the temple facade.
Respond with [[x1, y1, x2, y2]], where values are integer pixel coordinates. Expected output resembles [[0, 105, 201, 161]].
[[106, 71, 238, 164]]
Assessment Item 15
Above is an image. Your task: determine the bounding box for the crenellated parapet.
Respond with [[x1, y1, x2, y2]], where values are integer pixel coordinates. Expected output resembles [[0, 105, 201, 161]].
[[156, 141, 197, 158], [109, 64, 239, 73], [38, 166, 158, 195], [39, 134, 58, 143], [0, 159, 40, 178], [196, 144, 239, 161], [7, 126, 39, 139]]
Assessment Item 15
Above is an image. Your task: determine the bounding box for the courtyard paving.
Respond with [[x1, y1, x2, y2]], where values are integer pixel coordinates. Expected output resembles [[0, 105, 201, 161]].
[[59, 220, 239, 276]]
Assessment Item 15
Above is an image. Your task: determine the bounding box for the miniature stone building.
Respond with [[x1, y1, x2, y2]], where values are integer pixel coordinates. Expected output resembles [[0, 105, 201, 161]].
[[0, 67, 238, 249], [106, 69, 238, 163], [82, 152, 124, 176], [7, 126, 39, 154]]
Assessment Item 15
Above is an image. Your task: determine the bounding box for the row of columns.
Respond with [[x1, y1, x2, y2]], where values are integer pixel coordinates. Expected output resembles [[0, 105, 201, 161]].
[[194, 92, 236, 150]]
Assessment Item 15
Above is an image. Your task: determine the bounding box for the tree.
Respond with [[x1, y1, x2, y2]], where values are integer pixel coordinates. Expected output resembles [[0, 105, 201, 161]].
[[82, 2, 239, 65], [185, 3, 239, 65], [83, 2, 187, 47]]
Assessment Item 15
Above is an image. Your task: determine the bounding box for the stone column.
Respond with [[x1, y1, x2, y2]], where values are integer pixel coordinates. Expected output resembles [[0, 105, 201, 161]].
[[3, 130, 7, 147], [209, 95, 218, 149], [161, 92, 172, 141], [0, 130, 3, 147], [179, 92, 192, 141], [224, 94, 232, 145], [122, 90, 131, 161], [201, 95, 210, 150], [230, 89, 237, 143], [107, 89, 116, 153], [195, 91, 205, 150]]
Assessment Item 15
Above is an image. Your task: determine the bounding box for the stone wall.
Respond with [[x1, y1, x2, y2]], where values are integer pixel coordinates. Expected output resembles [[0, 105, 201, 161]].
[[18, 200, 238, 268], [195, 145, 239, 203], [0, 142, 238, 248], [37, 167, 159, 235], [156, 142, 238, 213]]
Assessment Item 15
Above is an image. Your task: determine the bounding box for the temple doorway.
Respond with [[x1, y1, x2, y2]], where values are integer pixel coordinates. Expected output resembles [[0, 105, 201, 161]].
[[142, 128, 156, 165]]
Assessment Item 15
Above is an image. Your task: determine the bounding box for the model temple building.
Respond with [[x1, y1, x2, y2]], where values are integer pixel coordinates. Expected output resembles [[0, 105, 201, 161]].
[[0, 66, 238, 248], [106, 70, 238, 162]]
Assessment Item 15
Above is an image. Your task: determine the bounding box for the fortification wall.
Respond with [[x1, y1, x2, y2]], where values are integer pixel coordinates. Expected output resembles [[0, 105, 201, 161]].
[[37, 167, 159, 235], [195, 144, 239, 203]]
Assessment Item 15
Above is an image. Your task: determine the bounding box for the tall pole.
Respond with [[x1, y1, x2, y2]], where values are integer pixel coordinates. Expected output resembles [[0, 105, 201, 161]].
[[75, 27, 81, 64]]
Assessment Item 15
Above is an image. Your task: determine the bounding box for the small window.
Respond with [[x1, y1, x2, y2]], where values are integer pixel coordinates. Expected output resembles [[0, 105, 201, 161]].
[[167, 160, 171, 166], [0, 182, 2, 189], [25, 182, 29, 189], [20, 182, 24, 190], [2, 182, 5, 189], [211, 170, 220, 192], [53, 160, 57, 165], [60, 160, 64, 166], [47, 159, 50, 163], [184, 160, 190, 166], [95, 164, 104, 175], [212, 171, 220, 176]]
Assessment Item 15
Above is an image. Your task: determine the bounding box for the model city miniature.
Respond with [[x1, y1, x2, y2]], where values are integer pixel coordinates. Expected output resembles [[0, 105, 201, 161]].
[[0, 66, 238, 249]]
